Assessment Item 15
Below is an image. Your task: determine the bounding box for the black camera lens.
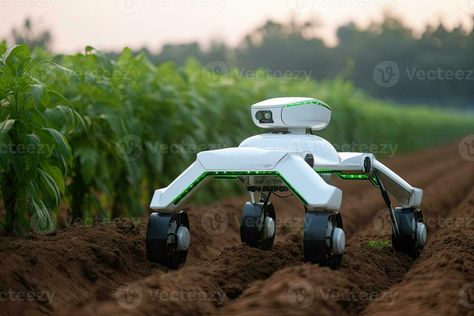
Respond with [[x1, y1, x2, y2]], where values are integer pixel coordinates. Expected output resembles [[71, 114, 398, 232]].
[[255, 110, 273, 123]]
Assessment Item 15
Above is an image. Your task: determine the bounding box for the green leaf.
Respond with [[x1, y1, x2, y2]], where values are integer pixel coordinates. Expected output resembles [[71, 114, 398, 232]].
[[2, 44, 30, 65], [0, 119, 15, 137], [40, 163, 65, 194], [38, 167, 61, 206], [30, 84, 44, 107], [47, 62, 79, 81], [40, 127, 73, 166]]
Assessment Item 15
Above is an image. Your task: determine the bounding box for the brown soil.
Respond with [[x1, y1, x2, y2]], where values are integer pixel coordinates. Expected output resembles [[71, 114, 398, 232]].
[[1, 142, 473, 316]]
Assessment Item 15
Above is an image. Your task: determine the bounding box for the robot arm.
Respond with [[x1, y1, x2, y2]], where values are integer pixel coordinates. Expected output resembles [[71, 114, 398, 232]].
[[316, 152, 422, 208]]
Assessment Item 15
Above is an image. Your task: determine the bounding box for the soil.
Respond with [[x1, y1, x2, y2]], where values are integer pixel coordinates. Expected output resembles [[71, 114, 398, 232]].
[[1, 142, 473, 316]]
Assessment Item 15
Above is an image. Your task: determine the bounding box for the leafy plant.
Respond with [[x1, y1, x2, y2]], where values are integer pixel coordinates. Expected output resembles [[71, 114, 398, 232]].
[[0, 45, 80, 235]]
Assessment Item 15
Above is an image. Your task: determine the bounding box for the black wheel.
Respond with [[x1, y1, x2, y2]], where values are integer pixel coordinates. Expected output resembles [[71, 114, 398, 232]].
[[146, 210, 190, 269], [304, 211, 345, 269], [240, 202, 276, 250], [391, 208, 426, 258]]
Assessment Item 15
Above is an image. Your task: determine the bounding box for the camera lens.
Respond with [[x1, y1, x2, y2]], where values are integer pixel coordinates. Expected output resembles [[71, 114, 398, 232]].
[[255, 110, 273, 123]]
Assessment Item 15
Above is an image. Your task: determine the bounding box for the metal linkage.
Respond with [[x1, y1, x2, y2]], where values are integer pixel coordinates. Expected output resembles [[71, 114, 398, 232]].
[[372, 170, 400, 236]]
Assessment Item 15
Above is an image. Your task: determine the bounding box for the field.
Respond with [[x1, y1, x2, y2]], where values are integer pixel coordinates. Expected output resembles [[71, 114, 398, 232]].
[[1, 44, 474, 236], [1, 142, 473, 316]]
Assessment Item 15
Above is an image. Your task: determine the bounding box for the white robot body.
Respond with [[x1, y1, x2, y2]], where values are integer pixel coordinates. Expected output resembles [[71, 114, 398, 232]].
[[146, 97, 426, 269]]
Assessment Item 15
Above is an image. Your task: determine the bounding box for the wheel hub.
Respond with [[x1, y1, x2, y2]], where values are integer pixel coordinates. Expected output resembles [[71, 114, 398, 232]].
[[176, 225, 191, 251], [416, 222, 426, 246], [263, 216, 276, 239], [332, 227, 345, 255]]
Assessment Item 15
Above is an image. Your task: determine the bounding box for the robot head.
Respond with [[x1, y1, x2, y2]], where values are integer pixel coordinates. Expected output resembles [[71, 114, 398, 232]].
[[251, 97, 331, 131]]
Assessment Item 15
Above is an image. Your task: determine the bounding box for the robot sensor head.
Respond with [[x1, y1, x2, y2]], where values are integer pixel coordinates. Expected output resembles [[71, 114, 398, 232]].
[[251, 97, 331, 131]]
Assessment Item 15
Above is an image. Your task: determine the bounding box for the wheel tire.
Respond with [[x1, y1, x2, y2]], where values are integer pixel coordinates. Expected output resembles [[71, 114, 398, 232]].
[[304, 211, 345, 269], [240, 202, 276, 250], [391, 208, 426, 258], [146, 210, 190, 269]]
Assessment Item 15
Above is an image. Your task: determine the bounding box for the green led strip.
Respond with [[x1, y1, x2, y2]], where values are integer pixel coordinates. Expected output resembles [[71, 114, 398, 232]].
[[172, 169, 376, 206], [284, 100, 331, 111], [315, 169, 377, 182], [172, 171, 308, 206]]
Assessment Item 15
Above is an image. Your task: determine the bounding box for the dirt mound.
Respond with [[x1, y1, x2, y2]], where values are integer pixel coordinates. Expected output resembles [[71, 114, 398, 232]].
[[0, 218, 153, 315], [1, 141, 473, 316]]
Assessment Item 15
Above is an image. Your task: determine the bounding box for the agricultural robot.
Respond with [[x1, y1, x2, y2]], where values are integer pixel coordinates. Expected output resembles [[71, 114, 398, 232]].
[[146, 97, 427, 269]]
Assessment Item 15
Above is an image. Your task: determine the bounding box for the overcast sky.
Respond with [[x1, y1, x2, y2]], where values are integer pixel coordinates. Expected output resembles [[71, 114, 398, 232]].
[[0, 0, 473, 53]]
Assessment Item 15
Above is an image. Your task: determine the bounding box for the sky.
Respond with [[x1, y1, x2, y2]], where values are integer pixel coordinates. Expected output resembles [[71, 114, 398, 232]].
[[0, 0, 473, 53]]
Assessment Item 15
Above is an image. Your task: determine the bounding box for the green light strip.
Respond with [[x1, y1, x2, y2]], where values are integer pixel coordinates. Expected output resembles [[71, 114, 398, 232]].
[[171, 169, 376, 207], [284, 100, 331, 111], [172, 171, 308, 206]]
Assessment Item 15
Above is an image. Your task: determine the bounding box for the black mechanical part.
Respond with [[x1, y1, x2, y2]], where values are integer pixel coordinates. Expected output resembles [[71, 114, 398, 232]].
[[304, 211, 345, 269], [240, 201, 276, 250], [373, 171, 400, 236], [363, 156, 372, 173], [255, 110, 274, 123], [304, 153, 315, 167], [391, 208, 426, 258], [146, 210, 190, 269]]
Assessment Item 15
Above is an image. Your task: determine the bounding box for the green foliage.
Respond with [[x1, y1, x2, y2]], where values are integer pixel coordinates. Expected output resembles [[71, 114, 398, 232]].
[[365, 240, 390, 250], [1, 44, 473, 234], [0, 45, 79, 234]]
